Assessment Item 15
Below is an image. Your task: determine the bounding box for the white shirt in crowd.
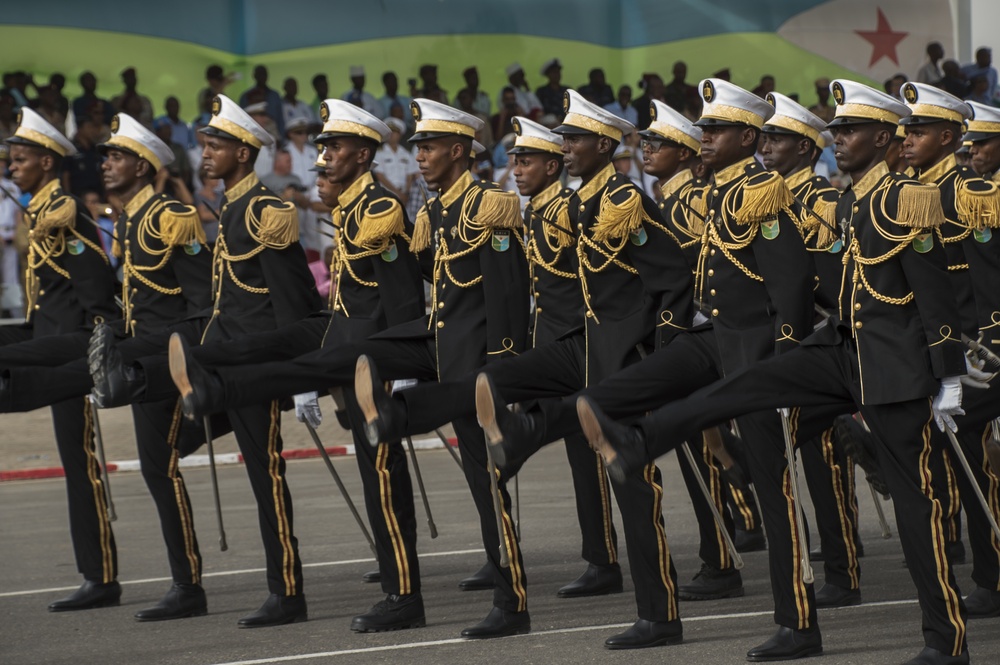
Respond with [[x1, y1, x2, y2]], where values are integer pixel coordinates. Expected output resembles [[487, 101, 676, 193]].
[[283, 100, 317, 128], [373, 143, 419, 194], [603, 101, 639, 127]]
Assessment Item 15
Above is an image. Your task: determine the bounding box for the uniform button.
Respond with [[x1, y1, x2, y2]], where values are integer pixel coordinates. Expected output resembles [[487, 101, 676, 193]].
[[533, 291, 540, 297], [438, 227, 445, 234], [34, 304, 40, 310], [130, 319, 136, 327], [712, 189, 719, 196], [586, 311, 593, 318], [533, 276, 539, 282], [437, 321, 445, 329], [579, 204, 585, 212], [854, 320, 863, 329], [852, 205, 859, 213], [856, 284, 862, 291], [333, 305, 340, 311], [707, 269, 714, 276], [659, 202, 665, 209], [442, 210, 448, 217], [710, 248, 716, 256], [710, 289, 716, 296], [38, 289, 45, 296], [529, 229, 535, 236], [536, 307, 543, 313], [854, 303, 861, 311], [125, 239, 131, 245], [213, 308, 220, 315], [577, 223, 583, 230], [711, 308, 719, 316], [438, 302, 444, 309], [849, 226, 854, 233]]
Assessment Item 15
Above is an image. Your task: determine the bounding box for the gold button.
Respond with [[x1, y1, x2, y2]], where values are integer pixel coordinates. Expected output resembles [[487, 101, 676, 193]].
[[38, 289, 45, 296], [529, 229, 535, 235], [712, 189, 719, 196], [533, 276, 539, 282], [333, 305, 340, 311], [854, 303, 861, 311], [437, 321, 445, 329], [34, 304, 40, 310], [130, 319, 136, 326], [438, 227, 445, 234], [442, 210, 448, 217], [577, 223, 583, 230], [533, 291, 540, 297], [852, 205, 859, 213], [711, 308, 719, 316], [709, 249, 716, 256], [586, 311, 593, 318], [854, 321, 863, 329], [536, 307, 543, 313], [707, 269, 714, 277], [849, 227, 854, 233], [579, 204, 585, 212], [856, 284, 862, 291], [438, 302, 444, 309], [125, 239, 131, 245], [213, 308, 220, 315], [710, 289, 716, 296]]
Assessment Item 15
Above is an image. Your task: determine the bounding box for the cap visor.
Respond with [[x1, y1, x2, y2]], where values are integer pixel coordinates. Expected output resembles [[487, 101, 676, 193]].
[[693, 117, 748, 128], [408, 130, 462, 143], [963, 130, 1000, 143], [551, 124, 595, 136], [761, 125, 802, 136], [198, 126, 242, 142], [899, 116, 961, 127], [825, 116, 885, 128]]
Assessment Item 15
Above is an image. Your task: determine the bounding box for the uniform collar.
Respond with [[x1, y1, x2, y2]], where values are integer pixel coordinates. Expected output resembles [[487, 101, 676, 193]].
[[225, 171, 260, 201], [850, 161, 889, 200], [438, 171, 475, 209], [530, 180, 563, 210], [660, 168, 694, 199], [338, 171, 373, 208], [783, 166, 814, 191], [576, 163, 616, 204], [124, 184, 156, 218], [27, 178, 60, 213], [917, 153, 957, 184], [712, 156, 757, 188]]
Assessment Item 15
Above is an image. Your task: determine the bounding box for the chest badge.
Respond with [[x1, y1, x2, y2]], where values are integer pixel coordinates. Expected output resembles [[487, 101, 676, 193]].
[[912, 232, 933, 253], [827, 238, 843, 253], [184, 240, 202, 255], [67, 238, 85, 255], [492, 229, 510, 252], [974, 227, 992, 243], [761, 219, 780, 240], [629, 225, 648, 246], [381, 240, 399, 262]]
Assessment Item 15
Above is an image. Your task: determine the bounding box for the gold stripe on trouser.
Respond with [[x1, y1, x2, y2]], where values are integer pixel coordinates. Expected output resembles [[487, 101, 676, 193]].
[[703, 441, 730, 569], [267, 400, 297, 596], [495, 466, 527, 611], [595, 453, 618, 563], [941, 449, 960, 543], [376, 442, 411, 594], [980, 428, 1000, 592], [82, 400, 115, 583], [821, 427, 860, 589], [917, 411, 966, 655], [166, 400, 201, 584], [731, 487, 756, 531], [644, 463, 678, 619], [844, 450, 861, 544], [783, 407, 810, 629]]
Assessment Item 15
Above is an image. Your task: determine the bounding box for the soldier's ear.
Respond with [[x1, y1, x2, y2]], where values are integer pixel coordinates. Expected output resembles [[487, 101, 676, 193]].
[[545, 156, 562, 177], [235, 144, 252, 165], [797, 137, 813, 157], [597, 136, 613, 155], [872, 125, 892, 149], [39, 152, 54, 173], [449, 141, 466, 161], [136, 159, 152, 180]]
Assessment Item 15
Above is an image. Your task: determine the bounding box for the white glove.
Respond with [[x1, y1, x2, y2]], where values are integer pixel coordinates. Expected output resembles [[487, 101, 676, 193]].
[[932, 377, 964, 433], [962, 353, 994, 390], [294, 392, 323, 429], [391, 378, 418, 395]]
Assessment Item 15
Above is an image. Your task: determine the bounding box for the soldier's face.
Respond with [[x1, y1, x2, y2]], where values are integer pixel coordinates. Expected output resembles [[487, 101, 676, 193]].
[[699, 125, 746, 169], [316, 173, 341, 208], [831, 123, 883, 174], [968, 136, 1000, 177], [101, 148, 142, 195], [641, 140, 682, 178], [414, 137, 458, 189], [560, 133, 603, 178], [8, 144, 47, 193], [320, 137, 366, 186], [759, 132, 804, 176], [901, 123, 955, 170], [512, 153, 556, 197], [201, 136, 240, 180]]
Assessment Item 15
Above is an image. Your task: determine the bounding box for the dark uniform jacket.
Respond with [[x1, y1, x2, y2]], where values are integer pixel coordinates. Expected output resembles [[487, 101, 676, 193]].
[[323, 171, 425, 347], [656, 168, 708, 268], [573, 163, 694, 383], [785, 167, 844, 312], [804, 161, 966, 405], [203, 172, 321, 342], [374, 170, 529, 381], [524, 180, 580, 346], [25, 178, 118, 336], [700, 157, 815, 374], [117, 185, 213, 336], [966, 172, 1000, 346]]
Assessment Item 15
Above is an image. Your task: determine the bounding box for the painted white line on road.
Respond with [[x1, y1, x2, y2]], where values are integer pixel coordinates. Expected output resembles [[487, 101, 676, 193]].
[[209, 599, 921, 665], [0, 548, 482, 598]]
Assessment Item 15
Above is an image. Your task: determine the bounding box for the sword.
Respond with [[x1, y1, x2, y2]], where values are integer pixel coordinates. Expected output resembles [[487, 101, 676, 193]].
[[944, 427, 1000, 542], [202, 416, 228, 551], [681, 439, 744, 570], [868, 478, 892, 540], [88, 395, 116, 522], [405, 436, 438, 539], [778, 407, 815, 585], [989, 420, 1000, 475]]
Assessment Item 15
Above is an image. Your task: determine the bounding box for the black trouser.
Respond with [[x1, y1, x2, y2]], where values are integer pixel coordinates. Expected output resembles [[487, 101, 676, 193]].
[[563, 431, 619, 567], [638, 338, 968, 656], [181, 336, 525, 612], [0, 326, 116, 583]]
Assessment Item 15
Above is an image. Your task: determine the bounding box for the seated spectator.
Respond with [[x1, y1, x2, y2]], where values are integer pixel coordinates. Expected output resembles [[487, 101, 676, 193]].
[[0, 93, 15, 141], [261, 148, 317, 256], [281, 77, 316, 131], [62, 113, 104, 198], [579, 68, 615, 107], [153, 118, 194, 202], [632, 74, 665, 129], [196, 64, 232, 124], [33, 84, 67, 134], [342, 66, 385, 117], [490, 87, 522, 142], [311, 73, 329, 119], [415, 64, 448, 104], [664, 61, 700, 118], [535, 58, 568, 118], [239, 65, 284, 136], [379, 71, 412, 128], [455, 88, 494, 150], [157, 96, 196, 149], [71, 71, 114, 125], [604, 85, 638, 125], [961, 47, 997, 104], [245, 102, 278, 177], [111, 67, 154, 128], [751, 74, 775, 98], [917, 42, 945, 85], [967, 75, 993, 104], [883, 73, 907, 99], [938, 60, 969, 99], [499, 63, 542, 119], [373, 118, 419, 206], [808, 77, 834, 123], [455, 66, 491, 116]]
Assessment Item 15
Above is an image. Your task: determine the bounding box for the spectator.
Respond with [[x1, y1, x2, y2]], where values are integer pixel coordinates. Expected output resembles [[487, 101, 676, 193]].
[[194, 175, 223, 244], [938, 60, 968, 99], [310, 73, 329, 118], [455, 66, 491, 116], [284, 117, 317, 186], [261, 148, 317, 255], [282, 77, 316, 129], [962, 47, 997, 103], [373, 117, 419, 206], [604, 85, 638, 126], [153, 118, 194, 201], [455, 88, 494, 150], [47, 73, 70, 120], [535, 58, 568, 119], [81, 190, 118, 269], [664, 61, 700, 118], [111, 67, 154, 128], [188, 118, 208, 193], [33, 84, 66, 134], [499, 63, 542, 119], [916, 42, 945, 85], [713, 68, 732, 82], [0, 144, 22, 317], [243, 102, 278, 177], [967, 75, 993, 105], [71, 72, 114, 125], [4, 72, 31, 110], [751, 74, 775, 98], [579, 68, 615, 107], [808, 77, 834, 123], [0, 93, 15, 141], [196, 64, 231, 123], [342, 65, 385, 118], [883, 73, 907, 99], [414, 64, 448, 104], [632, 73, 665, 129], [62, 114, 104, 198], [379, 71, 412, 129], [491, 87, 523, 142], [239, 64, 284, 136], [157, 96, 196, 149]]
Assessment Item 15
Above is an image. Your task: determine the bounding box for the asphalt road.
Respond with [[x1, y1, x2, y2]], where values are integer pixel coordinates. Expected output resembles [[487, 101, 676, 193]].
[[1, 444, 997, 665]]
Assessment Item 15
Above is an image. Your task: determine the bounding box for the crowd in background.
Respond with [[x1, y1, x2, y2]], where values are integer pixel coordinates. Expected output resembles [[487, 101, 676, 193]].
[[0, 42, 997, 318]]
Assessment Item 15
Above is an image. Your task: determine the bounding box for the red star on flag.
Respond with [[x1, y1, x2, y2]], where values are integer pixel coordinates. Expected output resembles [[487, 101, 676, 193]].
[[855, 8, 908, 67]]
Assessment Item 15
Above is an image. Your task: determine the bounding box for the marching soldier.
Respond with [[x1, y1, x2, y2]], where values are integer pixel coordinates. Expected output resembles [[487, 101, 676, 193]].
[[1, 108, 120, 610], [582, 80, 973, 665]]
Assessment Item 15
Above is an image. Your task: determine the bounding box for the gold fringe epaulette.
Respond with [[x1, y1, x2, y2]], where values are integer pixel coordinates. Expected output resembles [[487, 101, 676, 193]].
[[735, 171, 793, 225], [33, 195, 76, 234], [353, 196, 405, 247], [112, 238, 122, 259], [810, 197, 840, 247], [161, 204, 207, 247], [545, 197, 575, 248], [592, 183, 646, 243], [252, 197, 299, 248], [410, 204, 431, 252], [474, 188, 522, 229], [685, 188, 709, 236], [956, 179, 1000, 229], [896, 183, 945, 229]]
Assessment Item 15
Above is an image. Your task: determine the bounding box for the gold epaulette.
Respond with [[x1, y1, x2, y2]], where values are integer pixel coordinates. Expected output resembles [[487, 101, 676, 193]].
[[592, 182, 647, 243], [684, 187, 708, 236], [896, 182, 945, 229], [410, 204, 431, 252], [161, 203, 207, 247], [543, 196, 575, 248], [251, 196, 299, 249], [734, 171, 793, 225], [474, 188, 522, 229], [956, 178, 1000, 229], [809, 196, 839, 247], [33, 195, 76, 234], [353, 196, 405, 247]]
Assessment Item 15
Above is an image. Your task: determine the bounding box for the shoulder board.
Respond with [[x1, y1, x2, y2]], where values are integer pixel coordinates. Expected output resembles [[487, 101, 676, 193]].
[[592, 181, 647, 243], [895, 182, 945, 229], [250, 196, 299, 249], [160, 202, 206, 247], [34, 194, 77, 234], [734, 170, 793, 225], [473, 188, 522, 229], [956, 178, 1000, 229], [354, 196, 405, 247]]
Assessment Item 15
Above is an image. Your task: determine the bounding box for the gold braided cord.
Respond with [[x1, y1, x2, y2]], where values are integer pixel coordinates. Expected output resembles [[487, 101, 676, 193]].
[[329, 201, 392, 316], [526, 237, 576, 279], [215, 233, 269, 294]]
